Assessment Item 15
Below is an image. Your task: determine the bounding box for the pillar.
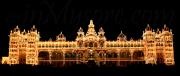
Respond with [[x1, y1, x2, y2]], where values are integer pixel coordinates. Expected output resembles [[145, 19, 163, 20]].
[[104, 52, 106, 64], [49, 51, 52, 64], [63, 51, 65, 66], [76, 51, 79, 64], [117, 52, 120, 66]]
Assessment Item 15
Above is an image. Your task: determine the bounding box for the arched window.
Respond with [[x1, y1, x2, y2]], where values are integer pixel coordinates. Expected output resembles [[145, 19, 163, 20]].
[[89, 42, 93, 47]]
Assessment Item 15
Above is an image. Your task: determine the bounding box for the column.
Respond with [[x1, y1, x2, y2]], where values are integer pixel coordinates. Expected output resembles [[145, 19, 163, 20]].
[[130, 49, 134, 63], [104, 51, 106, 65], [96, 52, 100, 66], [76, 50, 79, 64], [63, 51, 65, 66], [117, 51, 120, 66], [49, 51, 52, 64]]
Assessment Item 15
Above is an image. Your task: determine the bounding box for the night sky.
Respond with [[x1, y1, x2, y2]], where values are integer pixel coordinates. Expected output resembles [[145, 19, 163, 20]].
[[0, 0, 178, 65]]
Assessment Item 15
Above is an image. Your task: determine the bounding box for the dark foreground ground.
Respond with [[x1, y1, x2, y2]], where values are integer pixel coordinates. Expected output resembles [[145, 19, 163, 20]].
[[0, 64, 177, 76]]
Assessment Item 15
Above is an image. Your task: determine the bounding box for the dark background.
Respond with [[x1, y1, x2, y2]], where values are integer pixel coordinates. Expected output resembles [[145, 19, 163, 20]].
[[0, 0, 178, 75]]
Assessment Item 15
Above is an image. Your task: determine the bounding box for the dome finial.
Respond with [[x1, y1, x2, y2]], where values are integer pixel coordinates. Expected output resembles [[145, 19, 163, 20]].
[[78, 27, 83, 32], [120, 30, 123, 34], [16, 25, 19, 29], [90, 20, 93, 25], [145, 24, 152, 31], [33, 25, 35, 28], [89, 19, 95, 27], [99, 27, 104, 32]]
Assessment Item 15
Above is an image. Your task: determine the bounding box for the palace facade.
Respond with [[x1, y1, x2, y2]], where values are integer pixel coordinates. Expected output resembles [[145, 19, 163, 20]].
[[1, 20, 175, 66]]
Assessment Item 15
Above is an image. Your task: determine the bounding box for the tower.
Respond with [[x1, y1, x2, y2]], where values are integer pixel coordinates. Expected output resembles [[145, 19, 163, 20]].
[[8, 25, 20, 64], [26, 25, 40, 65], [143, 24, 157, 64], [84, 20, 98, 47], [76, 27, 84, 47], [161, 24, 175, 65], [155, 28, 164, 64], [98, 27, 106, 47], [86, 20, 97, 37]]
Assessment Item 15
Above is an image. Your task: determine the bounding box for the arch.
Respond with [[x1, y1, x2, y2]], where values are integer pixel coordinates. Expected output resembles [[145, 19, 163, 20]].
[[89, 42, 93, 47], [133, 50, 144, 60], [99, 51, 105, 58], [38, 51, 49, 59], [77, 51, 83, 58], [88, 49, 96, 59], [119, 51, 131, 59], [51, 51, 64, 67], [51, 51, 63, 60], [106, 51, 118, 58], [85, 43, 88, 47], [65, 52, 77, 58], [106, 52, 111, 58], [3, 60, 7, 64], [38, 51, 50, 65], [156, 53, 164, 64], [71, 52, 77, 58], [94, 42, 98, 47]]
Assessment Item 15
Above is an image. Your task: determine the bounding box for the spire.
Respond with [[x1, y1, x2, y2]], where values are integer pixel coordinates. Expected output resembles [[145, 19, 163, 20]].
[[31, 25, 37, 32], [16, 25, 19, 29], [156, 28, 161, 34], [49, 38, 52, 41], [170, 29, 172, 32], [86, 19, 97, 36], [14, 25, 20, 32], [145, 24, 152, 31], [33, 25, 35, 28], [90, 20, 93, 25], [130, 38, 133, 41], [163, 24, 169, 31], [88, 19, 94, 28], [23, 29, 26, 32], [99, 27, 104, 32], [60, 31, 62, 34], [22, 29, 26, 35], [10, 30, 12, 33]]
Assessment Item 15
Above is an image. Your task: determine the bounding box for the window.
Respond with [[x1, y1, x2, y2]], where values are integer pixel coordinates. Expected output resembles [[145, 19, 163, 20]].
[[89, 42, 93, 47]]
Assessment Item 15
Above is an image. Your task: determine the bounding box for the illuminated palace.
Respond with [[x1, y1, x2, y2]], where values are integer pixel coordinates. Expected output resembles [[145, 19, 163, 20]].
[[2, 20, 175, 66]]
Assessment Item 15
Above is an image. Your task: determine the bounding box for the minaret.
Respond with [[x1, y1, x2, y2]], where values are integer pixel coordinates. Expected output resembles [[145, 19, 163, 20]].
[[86, 20, 97, 36]]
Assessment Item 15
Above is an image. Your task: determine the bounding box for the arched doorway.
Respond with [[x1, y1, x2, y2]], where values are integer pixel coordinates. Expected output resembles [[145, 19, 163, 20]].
[[38, 51, 49, 65], [156, 53, 164, 64], [88, 49, 96, 60], [87, 49, 96, 65], [133, 51, 145, 64], [119, 51, 131, 59], [19, 49, 26, 64], [51, 51, 63, 67]]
